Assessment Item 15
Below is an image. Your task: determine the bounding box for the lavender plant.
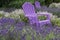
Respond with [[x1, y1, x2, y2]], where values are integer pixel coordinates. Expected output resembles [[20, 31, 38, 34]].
[[38, 6, 60, 17], [0, 11, 60, 40]]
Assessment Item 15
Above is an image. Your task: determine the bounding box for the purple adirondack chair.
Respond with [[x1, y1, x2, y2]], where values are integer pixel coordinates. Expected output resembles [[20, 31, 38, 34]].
[[22, 2, 52, 27], [22, 2, 38, 24], [35, 1, 41, 9]]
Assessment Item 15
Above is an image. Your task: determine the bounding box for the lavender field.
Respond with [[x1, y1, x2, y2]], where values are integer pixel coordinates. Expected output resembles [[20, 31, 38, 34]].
[[0, 7, 60, 40], [0, 1, 60, 40]]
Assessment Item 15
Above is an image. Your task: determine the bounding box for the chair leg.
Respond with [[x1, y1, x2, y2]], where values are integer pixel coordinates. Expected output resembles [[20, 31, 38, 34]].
[[36, 23, 42, 32], [48, 23, 52, 27]]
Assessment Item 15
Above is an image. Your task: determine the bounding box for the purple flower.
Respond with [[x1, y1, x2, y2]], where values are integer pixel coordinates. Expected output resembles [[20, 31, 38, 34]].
[[20, 34, 26, 40], [53, 38, 60, 40], [8, 18, 15, 25], [15, 22, 25, 30], [0, 29, 8, 35], [0, 18, 8, 25], [0, 18, 9, 23], [53, 27, 60, 35], [0, 18, 15, 25], [32, 35, 36, 40]]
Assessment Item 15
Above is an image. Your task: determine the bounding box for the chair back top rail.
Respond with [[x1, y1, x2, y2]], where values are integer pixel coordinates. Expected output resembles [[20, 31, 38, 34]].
[[35, 1, 41, 9], [22, 2, 36, 15]]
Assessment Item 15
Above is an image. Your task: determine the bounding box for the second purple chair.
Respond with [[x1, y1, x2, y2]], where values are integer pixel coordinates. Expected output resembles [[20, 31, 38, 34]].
[[22, 2, 52, 27], [35, 1, 41, 9]]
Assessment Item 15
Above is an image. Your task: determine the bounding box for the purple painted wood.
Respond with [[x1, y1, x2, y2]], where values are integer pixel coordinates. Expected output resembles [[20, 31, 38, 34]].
[[22, 2, 36, 15], [22, 2, 38, 25], [22, 2, 52, 27], [35, 1, 41, 9]]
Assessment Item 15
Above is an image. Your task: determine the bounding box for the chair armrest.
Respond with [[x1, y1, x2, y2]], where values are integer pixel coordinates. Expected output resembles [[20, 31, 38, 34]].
[[37, 13, 50, 16], [37, 13, 51, 20]]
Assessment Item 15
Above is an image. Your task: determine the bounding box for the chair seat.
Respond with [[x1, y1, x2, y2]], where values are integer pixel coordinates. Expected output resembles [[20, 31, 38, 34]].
[[25, 14, 37, 17]]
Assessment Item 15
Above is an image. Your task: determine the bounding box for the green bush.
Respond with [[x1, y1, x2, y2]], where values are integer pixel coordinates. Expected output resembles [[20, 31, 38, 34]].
[[53, 12, 60, 17], [9, 0, 34, 8], [38, 0, 45, 5], [45, 0, 53, 6], [45, 32, 55, 40], [53, 0, 60, 3], [0, 0, 60, 8], [0, 0, 35, 8], [0, 0, 14, 7], [51, 18, 60, 27], [19, 14, 29, 23], [38, 15, 47, 20], [44, 0, 60, 6]]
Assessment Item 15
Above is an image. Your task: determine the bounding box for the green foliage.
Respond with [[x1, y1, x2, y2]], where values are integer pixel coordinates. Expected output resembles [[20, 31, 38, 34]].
[[26, 34, 32, 40], [8, 0, 24, 8], [44, 0, 60, 6], [45, 32, 55, 40], [0, 13, 4, 17], [38, 0, 45, 5], [52, 12, 60, 17], [0, 0, 14, 7], [51, 18, 60, 27], [0, 36, 5, 40], [45, 0, 53, 6], [0, 0, 34, 8], [53, 0, 60, 3], [9, 0, 34, 8], [38, 15, 47, 20], [8, 1, 21, 8], [0, 0, 60, 8], [20, 14, 29, 23]]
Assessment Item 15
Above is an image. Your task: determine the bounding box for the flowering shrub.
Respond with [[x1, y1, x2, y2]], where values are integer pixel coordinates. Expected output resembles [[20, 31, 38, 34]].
[[51, 18, 60, 27], [0, 12, 60, 40], [19, 14, 29, 23], [39, 6, 60, 17], [49, 3, 60, 8], [0, 0, 35, 8]]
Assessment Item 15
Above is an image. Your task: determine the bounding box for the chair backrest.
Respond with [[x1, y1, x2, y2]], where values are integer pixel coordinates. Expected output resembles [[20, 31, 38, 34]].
[[35, 1, 41, 9], [22, 2, 36, 15], [22, 2, 38, 24]]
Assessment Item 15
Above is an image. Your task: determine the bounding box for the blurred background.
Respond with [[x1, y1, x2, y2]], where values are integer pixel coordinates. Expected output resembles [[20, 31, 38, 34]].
[[0, 0, 60, 8]]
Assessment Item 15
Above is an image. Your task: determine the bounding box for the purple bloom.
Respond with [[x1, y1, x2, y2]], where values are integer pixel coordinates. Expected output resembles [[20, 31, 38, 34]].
[[0, 29, 8, 35], [33, 25, 54, 37], [32, 35, 35, 40], [0, 18, 8, 25], [16, 22, 24, 27], [0, 18, 9, 23], [8, 18, 15, 25], [0, 18, 15, 25], [53, 27, 60, 35], [53, 38, 60, 40], [20, 34, 26, 40], [15, 22, 25, 30], [40, 6, 48, 11]]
